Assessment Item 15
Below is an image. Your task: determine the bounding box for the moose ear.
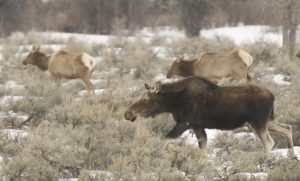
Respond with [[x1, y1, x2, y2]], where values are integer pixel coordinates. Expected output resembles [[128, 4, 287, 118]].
[[145, 83, 151, 90], [154, 81, 162, 93]]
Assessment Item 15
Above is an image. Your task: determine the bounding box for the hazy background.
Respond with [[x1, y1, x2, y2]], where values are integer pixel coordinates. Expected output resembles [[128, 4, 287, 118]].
[[1, 0, 299, 37]]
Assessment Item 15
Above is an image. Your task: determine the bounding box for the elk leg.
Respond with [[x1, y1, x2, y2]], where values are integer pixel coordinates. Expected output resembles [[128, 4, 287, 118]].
[[268, 121, 295, 158], [252, 124, 275, 154], [82, 75, 95, 94], [52, 76, 61, 86], [232, 63, 248, 81], [193, 128, 207, 153], [166, 122, 189, 139]]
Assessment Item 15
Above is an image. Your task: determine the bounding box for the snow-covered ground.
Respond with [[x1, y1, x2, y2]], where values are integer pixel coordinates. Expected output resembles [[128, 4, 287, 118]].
[[7, 25, 285, 47]]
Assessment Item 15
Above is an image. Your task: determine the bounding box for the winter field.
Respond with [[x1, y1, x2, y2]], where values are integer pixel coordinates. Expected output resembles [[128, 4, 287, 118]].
[[0, 25, 300, 180]]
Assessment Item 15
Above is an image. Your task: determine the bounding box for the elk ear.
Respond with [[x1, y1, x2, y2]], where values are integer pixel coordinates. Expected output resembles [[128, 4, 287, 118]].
[[154, 81, 162, 93], [35, 46, 40, 52], [31, 46, 36, 52], [145, 83, 151, 90]]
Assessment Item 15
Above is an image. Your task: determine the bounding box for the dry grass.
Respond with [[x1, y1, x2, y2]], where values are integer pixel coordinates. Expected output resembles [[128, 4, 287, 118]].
[[0, 32, 299, 180]]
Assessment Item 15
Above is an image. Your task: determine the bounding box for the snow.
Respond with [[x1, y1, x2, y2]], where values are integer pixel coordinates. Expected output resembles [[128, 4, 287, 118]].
[[272, 74, 291, 85], [59, 179, 78, 181], [152, 73, 179, 83], [181, 129, 224, 146], [8, 25, 283, 50], [0, 81, 25, 91], [90, 171, 113, 180], [137, 27, 185, 39], [0, 96, 24, 106], [201, 25, 282, 45], [233, 172, 268, 180], [78, 89, 106, 97], [90, 79, 106, 85], [152, 73, 167, 82], [0, 111, 29, 122], [0, 129, 28, 141], [38, 32, 112, 45], [151, 46, 170, 59], [271, 146, 300, 160]]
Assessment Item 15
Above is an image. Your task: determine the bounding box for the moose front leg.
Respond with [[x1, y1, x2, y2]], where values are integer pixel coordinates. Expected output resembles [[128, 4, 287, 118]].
[[166, 122, 189, 139]]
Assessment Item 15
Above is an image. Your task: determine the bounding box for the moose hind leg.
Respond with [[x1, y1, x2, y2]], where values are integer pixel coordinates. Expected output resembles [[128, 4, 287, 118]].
[[253, 125, 274, 154], [193, 128, 207, 153], [268, 121, 295, 158], [166, 123, 189, 139]]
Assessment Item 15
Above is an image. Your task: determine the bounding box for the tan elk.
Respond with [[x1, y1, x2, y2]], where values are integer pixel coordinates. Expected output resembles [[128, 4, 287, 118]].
[[23, 46, 96, 93], [167, 49, 253, 83]]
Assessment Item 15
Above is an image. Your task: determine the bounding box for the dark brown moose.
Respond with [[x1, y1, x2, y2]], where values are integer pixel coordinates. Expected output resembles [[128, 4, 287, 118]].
[[167, 49, 253, 83], [23, 46, 96, 93], [124, 77, 294, 158]]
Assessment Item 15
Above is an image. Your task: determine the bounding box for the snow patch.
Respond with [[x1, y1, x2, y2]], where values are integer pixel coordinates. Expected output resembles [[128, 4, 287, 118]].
[[90, 171, 113, 180], [151, 46, 169, 59], [182, 129, 256, 146], [152, 73, 167, 82], [152, 73, 180, 83], [0, 129, 28, 141], [137, 27, 185, 39], [233, 172, 268, 180], [78, 89, 106, 97], [1, 81, 25, 91], [272, 74, 291, 85], [90, 79, 105, 85], [0, 111, 29, 122], [0, 96, 24, 106], [181, 129, 221, 146], [271, 146, 300, 160], [201, 25, 281, 46], [59, 179, 78, 181], [39, 32, 112, 45]]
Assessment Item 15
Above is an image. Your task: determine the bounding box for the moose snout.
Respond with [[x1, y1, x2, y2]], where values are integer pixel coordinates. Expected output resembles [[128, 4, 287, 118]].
[[124, 110, 137, 122]]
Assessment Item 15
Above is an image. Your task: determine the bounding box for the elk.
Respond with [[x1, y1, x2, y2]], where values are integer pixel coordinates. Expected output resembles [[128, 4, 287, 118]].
[[23, 46, 96, 93], [167, 49, 253, 83]]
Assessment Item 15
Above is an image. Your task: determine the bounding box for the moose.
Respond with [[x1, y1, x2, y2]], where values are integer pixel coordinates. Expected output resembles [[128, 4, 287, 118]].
[[23, 46, 96, 93], [167, 49, 253, 83], [124, 77, 294, 158]]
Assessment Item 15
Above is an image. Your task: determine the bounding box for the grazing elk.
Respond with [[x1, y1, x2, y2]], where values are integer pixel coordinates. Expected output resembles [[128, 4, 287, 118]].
[[23, 46, 96, 93], [124, 77, 294, 158], [167, 49, 253, 83]]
